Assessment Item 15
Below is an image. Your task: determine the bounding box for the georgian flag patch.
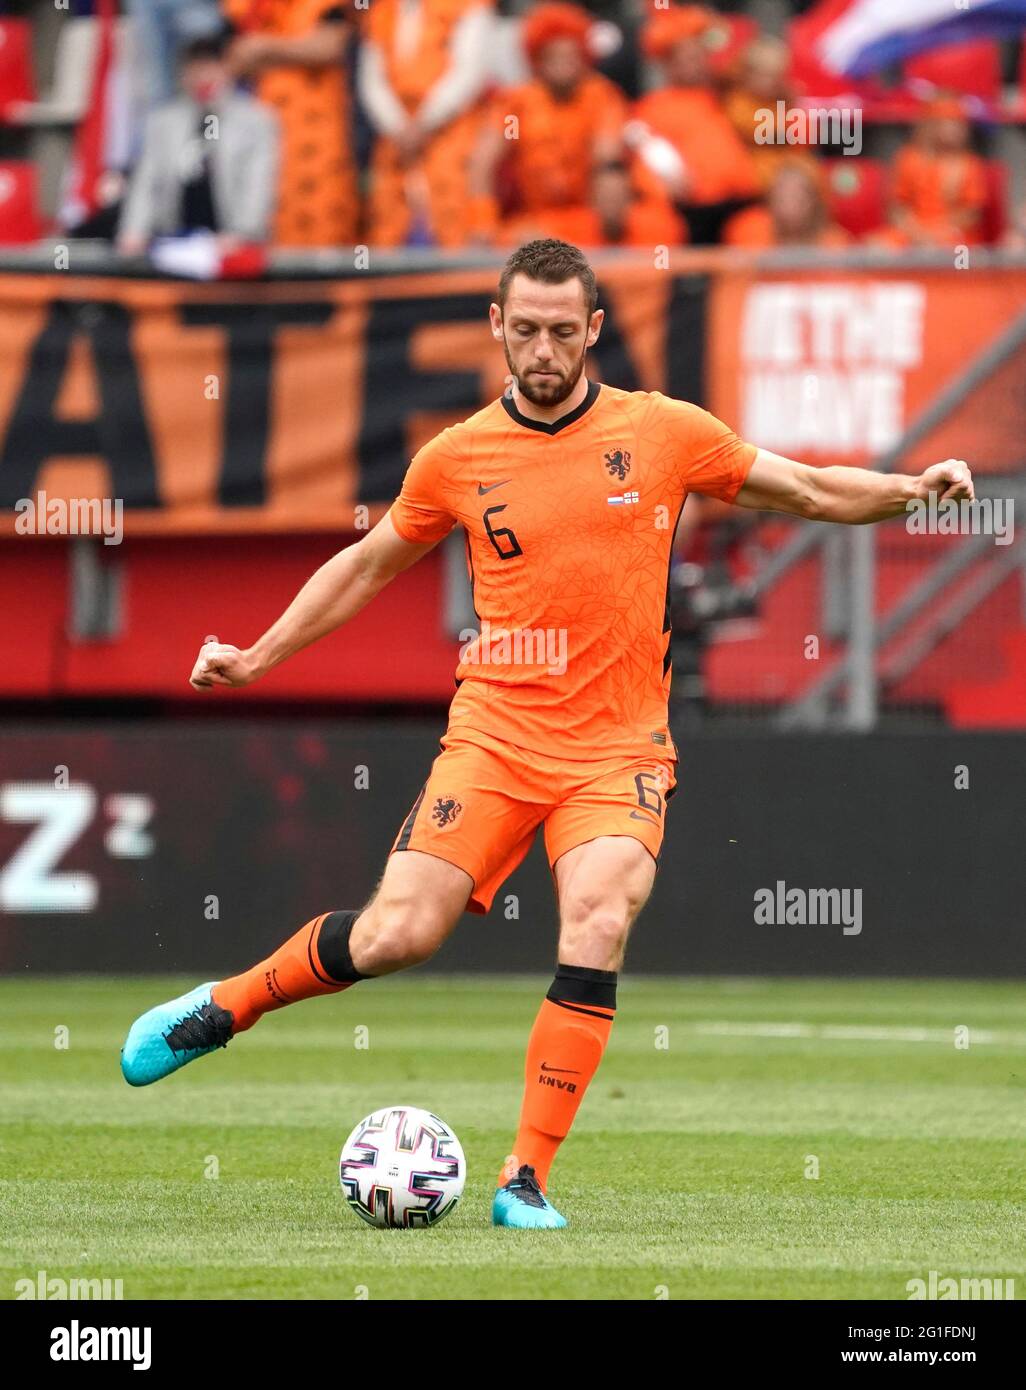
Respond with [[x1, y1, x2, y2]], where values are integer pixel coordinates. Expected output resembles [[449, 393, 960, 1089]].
[[607, 490, 639, 505]]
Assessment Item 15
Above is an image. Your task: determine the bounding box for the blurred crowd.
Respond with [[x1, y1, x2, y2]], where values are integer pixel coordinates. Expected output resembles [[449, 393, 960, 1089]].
[[45, 0, 1026, 256]]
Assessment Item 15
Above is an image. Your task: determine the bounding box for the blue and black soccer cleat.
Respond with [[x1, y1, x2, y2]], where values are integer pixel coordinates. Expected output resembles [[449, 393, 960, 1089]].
[[492, 1162, 567, 1229], [121, 981, 234, 1086]]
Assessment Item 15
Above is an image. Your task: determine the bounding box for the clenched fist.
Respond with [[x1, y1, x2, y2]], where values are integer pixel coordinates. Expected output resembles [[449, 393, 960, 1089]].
[[913, 459, 974, 505], [189, 636, 261, 690]]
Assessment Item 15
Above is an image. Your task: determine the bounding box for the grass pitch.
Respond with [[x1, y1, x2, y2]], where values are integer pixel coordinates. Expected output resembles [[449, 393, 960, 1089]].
[[2, 974, 1024, 1300]]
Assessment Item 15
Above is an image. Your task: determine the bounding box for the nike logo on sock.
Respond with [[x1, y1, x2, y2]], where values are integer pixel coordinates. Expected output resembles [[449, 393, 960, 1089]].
[[539, 1062, 580, 1074]]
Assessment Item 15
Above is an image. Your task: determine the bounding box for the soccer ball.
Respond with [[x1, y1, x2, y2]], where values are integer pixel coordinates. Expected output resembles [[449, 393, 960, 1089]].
[[338, 1105, 466, 1229]]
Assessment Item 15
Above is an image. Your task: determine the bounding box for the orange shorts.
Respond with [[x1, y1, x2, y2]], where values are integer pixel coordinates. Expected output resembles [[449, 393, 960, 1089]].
[[390, 727, 677, 914]]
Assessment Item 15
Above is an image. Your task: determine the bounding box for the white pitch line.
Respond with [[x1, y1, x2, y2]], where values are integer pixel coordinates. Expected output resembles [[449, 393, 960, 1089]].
[[690, 1022, 1026, 1046]]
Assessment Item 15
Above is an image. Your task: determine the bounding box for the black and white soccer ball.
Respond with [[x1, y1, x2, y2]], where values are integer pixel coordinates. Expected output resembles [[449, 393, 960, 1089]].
[[339, 1105, 466, 1229]]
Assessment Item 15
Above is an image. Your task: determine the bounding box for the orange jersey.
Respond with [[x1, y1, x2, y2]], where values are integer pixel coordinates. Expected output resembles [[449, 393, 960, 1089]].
[[224, 0, 358, 247], [365, 0, 487, 110], [632, 87, 759, 206], [892, 144, 987, 243], [388, 382, 756, 759], [490, 73, 628, 214]]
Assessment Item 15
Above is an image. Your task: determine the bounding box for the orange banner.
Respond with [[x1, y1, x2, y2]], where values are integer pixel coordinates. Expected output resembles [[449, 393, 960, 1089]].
[[2, 259, 1024, 537], [708, 264, 1026, 473], [0, 265, 681, 536]]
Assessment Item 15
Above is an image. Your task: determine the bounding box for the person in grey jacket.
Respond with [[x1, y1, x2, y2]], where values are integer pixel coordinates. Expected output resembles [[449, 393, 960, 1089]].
[[118, 33, 279, 254]]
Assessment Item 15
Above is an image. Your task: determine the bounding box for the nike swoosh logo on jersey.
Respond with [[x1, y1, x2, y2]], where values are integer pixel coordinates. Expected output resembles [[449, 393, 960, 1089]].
[[477, 479, 512, 494], [630, 809, 661, 824]]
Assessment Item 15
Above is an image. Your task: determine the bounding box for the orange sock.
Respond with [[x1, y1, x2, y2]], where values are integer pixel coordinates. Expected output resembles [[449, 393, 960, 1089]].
[[498, 964, 617, 1191], [212, 909, 368, 1034]]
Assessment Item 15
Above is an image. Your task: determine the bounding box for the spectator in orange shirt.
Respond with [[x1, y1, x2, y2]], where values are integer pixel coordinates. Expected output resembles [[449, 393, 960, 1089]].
[[724, 35, 816, 194], [224, 0, 357, 248], [723, 160, 850, 249], [501, 160, 687, 248], [466, 3, 628, 246], [629, 4, 759, 244], [358, 0, 496, 248], [883, 100, 987, 248]]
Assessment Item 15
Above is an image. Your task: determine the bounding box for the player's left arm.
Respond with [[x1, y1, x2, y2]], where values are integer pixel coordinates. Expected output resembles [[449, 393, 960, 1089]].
[[734, 448, 974, 524]]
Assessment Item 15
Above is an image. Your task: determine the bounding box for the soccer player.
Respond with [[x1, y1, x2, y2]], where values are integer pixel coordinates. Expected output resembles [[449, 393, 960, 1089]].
[[121, 239, 974, 1228]]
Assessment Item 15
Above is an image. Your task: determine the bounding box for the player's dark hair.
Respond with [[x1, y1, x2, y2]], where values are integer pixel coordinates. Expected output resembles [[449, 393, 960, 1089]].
[[497, 239, 598, 318]]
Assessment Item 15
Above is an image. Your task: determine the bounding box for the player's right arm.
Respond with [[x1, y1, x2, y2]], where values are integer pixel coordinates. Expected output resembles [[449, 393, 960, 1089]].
[[189, 515, 439, 689]]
